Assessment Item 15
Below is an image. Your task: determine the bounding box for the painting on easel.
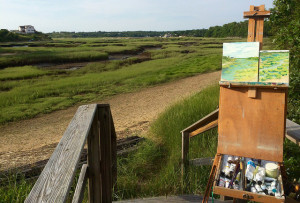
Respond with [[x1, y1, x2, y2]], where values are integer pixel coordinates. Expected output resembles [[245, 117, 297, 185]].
[[259, 50, 289, 84], [221, 42, 259, 82]]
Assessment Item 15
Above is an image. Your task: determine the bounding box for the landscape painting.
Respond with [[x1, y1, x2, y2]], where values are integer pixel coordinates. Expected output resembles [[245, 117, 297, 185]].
[[221, 42, 260, 82], [259, 50, 289, 84]]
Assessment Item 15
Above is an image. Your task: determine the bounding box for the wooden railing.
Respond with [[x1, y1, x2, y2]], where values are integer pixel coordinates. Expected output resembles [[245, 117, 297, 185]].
[[25, 104, 117, 203], [181, 109, 300, 173]]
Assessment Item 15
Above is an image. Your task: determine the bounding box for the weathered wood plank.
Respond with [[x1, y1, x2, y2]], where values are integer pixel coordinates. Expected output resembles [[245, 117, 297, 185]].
[[181, 109, 219, 133], [189, 120, 218, 137], [113, 195, 232, 203], [189, 157, 214, 166], [247, 18, 256, 42], [243, 10, 270, 18], [0, 136, 143, 183], [111, 112, 117, 189], [72, 164, 88, 203], [25, 104, 97, 203], [181, 131, 189, 177], [99, 105, 112, 203], [256, 17, 264, 48], [286, 119, 300, 146], [88, 108, 102, 203]]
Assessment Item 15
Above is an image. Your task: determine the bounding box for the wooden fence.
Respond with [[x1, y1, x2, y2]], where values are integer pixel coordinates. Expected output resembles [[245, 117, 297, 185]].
[[25, 104, 117, 203]]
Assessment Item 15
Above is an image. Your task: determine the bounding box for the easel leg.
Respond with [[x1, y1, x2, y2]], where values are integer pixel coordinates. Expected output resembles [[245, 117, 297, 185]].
[[202, 154, 221, 203]]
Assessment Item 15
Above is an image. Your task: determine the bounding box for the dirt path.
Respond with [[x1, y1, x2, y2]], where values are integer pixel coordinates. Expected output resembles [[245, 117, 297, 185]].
[[0, 71, 221, 170]]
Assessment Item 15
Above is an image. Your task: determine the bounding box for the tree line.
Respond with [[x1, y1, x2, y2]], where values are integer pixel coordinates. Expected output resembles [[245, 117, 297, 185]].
[[48, 20, 272, 38]]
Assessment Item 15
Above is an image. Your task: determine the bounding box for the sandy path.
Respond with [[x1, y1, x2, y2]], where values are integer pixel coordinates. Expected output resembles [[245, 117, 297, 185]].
[[0, 71, 221, 170]]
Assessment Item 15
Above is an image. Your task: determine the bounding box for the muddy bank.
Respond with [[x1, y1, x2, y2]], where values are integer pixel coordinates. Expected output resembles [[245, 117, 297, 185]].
[[37, 46, 161, 71]]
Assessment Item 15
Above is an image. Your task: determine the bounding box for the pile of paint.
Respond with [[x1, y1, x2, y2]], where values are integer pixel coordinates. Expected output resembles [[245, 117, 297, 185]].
[[217, 155, 282, 198]]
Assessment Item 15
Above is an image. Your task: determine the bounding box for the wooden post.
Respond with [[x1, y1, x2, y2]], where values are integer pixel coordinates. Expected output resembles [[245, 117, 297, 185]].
[[99, 105, 112, 203], [88, 108, 102, 203], [181, 131, 189, 183], [72, 164, 88, 203], [110, 112, 117, 190]]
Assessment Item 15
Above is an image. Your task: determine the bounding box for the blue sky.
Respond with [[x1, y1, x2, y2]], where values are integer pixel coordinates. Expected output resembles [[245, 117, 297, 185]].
[[0, 0, 274, 33], [223, 42, 260, 58]]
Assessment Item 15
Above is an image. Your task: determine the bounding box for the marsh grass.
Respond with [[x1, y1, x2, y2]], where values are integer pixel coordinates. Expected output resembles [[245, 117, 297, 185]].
[[0, 66, 52, 81], [0, 37, 234, 124], [115, 85, 220, 200], [0, 173, 34, 203]]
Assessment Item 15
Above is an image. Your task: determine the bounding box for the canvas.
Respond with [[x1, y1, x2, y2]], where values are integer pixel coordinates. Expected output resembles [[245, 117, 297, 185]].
[[259, 50, 289, 84], [221, 42, 259, 82]]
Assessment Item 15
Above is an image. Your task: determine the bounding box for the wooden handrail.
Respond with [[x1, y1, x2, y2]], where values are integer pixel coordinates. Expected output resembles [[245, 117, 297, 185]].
[[181, 109, 219, 134], [25, 104, 117, 203], [286, 119, 300, 146], [181, 108, 300, 175]]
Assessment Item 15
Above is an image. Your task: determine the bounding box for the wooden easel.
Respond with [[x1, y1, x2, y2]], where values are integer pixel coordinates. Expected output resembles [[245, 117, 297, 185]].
[[244, 5, 270, 48], [244, 5, 270, 98], [201, 5, 290, 203]]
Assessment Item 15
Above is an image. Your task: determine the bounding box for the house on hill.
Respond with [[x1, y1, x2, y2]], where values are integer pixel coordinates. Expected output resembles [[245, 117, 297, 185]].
[[18, 25, 36, 34]]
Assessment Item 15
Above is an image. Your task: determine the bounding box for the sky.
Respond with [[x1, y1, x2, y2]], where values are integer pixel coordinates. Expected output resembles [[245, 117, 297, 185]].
[[0, 0, 274, 33], [223, 42, 260, 58]]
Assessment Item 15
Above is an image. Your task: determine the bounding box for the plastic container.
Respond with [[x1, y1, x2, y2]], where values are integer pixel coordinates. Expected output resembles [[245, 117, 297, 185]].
[[265, 163, 279, 178]]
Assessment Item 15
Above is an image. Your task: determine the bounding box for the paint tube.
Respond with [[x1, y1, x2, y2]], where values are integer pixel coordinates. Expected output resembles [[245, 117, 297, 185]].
[[229, 162, 237, 174], [218, 172, 226, 187], [245, 160, 256, 180], [223, 162, 231, 177], [251, 186, 257, 193], [255, 167, 266, 184], [235, 172, 241, 183], [264, 177, 277, 182], [255, 184, 263, 192], [261, 184, 268, 194], [225, 177, 231, 188]]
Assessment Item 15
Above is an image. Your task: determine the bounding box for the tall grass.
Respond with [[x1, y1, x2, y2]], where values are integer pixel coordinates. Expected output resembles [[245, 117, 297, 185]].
[[115, 85, 220, 200], [0, 173, 34, 203]]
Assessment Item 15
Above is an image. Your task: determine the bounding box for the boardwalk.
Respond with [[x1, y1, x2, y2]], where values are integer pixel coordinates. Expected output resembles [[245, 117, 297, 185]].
[[114, 195, 232, 203]]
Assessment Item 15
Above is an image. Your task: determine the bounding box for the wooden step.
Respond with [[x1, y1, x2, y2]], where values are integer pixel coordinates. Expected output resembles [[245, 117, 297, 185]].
[[114, 195, 233, 202]]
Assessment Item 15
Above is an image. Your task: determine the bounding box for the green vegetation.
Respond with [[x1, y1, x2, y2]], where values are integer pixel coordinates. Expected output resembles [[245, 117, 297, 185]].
[[270, 0, 300, 123], [0, 66, 52, 81], [2, 84, 299, 202], [0, 29, 51, 42], [115, 85, 220, 200], [0, 173, 34, 202], [0, 37, 243, 124]]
